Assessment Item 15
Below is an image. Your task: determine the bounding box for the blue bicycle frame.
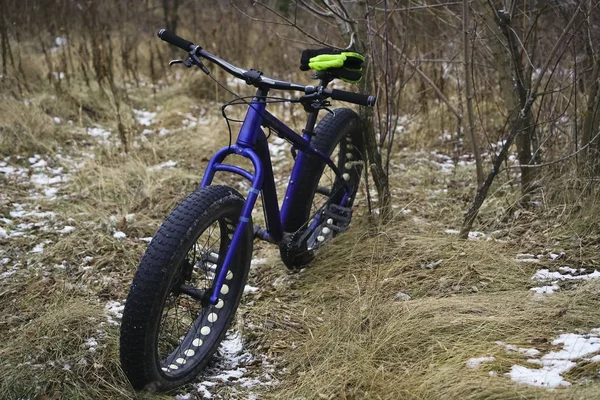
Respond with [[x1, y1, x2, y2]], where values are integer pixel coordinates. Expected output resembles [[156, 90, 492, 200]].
[[200, 86, 350, 304]]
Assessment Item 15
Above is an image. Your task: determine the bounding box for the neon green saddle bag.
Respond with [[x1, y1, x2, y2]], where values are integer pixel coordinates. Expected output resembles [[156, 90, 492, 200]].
[[299, 48, 365, 83]]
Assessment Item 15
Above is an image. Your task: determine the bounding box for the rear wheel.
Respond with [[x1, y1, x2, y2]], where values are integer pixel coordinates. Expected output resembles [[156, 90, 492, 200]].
[[120, 185, 253, 391], [280, 108, 364, 269]]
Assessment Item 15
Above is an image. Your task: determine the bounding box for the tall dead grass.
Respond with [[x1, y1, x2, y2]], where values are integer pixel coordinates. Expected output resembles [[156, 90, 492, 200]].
[[256, 220, 600, 399]]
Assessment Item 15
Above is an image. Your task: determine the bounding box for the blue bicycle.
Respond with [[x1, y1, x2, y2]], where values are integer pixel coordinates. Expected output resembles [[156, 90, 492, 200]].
[[120, 30, 376, 391]]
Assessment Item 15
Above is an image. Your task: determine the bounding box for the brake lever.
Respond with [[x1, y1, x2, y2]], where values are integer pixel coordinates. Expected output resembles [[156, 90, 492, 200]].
[[312, 101, 334, 115], [169, 58, 194, 68], [189, 52, 210, 75], [321, 105, 335, 115]]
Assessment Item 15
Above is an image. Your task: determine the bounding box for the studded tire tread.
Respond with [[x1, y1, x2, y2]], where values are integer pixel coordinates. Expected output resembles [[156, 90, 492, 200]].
[[119, 185, 252, 391], [280, 108, 364, 269]]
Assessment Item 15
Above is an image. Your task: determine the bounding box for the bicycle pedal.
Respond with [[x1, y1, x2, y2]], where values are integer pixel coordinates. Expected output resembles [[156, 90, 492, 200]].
[[322, 204, 353, 229]]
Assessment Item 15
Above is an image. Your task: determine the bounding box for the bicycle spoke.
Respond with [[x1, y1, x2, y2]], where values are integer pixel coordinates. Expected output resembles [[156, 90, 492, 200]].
[[153, 215, 231, 374]]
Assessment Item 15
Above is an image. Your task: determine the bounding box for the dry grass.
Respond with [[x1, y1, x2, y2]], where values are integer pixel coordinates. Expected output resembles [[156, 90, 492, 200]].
[[2, 53, 600, 400], [257, 220, 600, 399]]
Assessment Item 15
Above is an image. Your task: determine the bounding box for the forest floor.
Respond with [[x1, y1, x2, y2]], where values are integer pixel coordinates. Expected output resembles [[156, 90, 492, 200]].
[[1, 75, 600, 400]]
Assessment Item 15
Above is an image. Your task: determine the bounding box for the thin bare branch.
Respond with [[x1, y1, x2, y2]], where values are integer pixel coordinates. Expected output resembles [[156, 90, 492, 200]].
[[374, 30, 462, 119], [296, 0, 333, 18], [321, 0, 354, 23], [234, 1, 340, 48], [371, 1, 463, 12], [509, 130, 600, 168]]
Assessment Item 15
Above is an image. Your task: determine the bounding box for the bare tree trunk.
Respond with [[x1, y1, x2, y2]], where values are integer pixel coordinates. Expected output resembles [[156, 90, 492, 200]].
[[358, 23, 391, 217], [0, 13, 14, 75], [484, 1, 537, 202], [359, 62, 391, 216], [162, 0, 180, 33], [581, 50, 600, 166], [324, 0, 392, 216], [461, 109, 528, 238], [463, 0, 484, 185], [162, 0, 181, 58]]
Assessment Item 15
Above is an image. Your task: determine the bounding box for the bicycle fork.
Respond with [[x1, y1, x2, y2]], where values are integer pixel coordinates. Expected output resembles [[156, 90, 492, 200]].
[[199, 105, 355, 305], [199, 144, 265, 305]]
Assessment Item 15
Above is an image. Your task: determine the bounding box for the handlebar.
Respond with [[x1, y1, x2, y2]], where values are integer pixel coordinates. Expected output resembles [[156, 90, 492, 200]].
[[329, 89, 376, 107], [157, 29, 376, 107], [157, 29, 194, 52]]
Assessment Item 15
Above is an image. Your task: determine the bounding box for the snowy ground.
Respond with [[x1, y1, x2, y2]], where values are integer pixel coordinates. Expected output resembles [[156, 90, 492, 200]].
[[0, 105, 283, 399], [3, 97, 599, 397], [462, 250, 600, 389], [467, 329, 600, 389]]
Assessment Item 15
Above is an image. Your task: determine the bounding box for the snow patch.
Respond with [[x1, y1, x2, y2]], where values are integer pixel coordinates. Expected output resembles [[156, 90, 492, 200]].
[[57, 226, 76, 234], [113, 231, 127, 239], [30, 173, 67, 186], [466, 356, 495, 369], [104, 301, 124, 326], [85, 337, 98, 352], [191, 331, 279, 396], [133, 109, 157, 126], [88, 127, 111, 140], [148, 160, 177, 171], [443, 229, 493, 241], [244, 285, 259, 294], [395, 292, 411, 301], [530, 268, 600, 295], [251, 258, 268, 267], [30, 243, 45, 254], [530, 284, 560, 294], [501, 329, 600, 388], [0, 163, 28, 177], [516, 253, 540, 263]]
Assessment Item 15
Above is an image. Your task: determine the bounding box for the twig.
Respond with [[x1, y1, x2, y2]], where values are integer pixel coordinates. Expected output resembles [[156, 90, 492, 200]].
[[321, 0, 354, 23], [375, 30, 463, 119], [507, 129, 600, 168], [232, 1, 339, 48], [297, 0, 333, 18], [371, 2, 464, 12], [528, 2, 584, 103]]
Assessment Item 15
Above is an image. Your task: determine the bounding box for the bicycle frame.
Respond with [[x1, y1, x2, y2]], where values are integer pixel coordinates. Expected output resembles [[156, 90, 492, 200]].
[[200, 87, 350, 304]]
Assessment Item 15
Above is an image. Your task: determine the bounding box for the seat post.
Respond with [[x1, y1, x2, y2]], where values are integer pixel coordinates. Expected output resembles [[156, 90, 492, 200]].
[[304, 77, 333, 133]]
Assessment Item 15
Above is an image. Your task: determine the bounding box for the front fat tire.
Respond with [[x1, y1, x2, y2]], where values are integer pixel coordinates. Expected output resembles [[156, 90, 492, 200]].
[[119, 185, 253, 391]]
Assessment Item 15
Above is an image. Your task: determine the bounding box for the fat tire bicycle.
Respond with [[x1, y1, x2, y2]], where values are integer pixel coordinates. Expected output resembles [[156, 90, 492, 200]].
[[119, 29, 376, 391]]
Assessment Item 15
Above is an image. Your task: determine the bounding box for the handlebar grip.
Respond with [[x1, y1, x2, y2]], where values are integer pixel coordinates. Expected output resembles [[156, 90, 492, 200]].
[[330, 89, 376, 107], [157, 29, 195, 52]]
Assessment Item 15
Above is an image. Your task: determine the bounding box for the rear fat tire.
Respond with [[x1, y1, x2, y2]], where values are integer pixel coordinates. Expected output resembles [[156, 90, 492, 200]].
[[119, 185, 253, 391], [280, 108, 365, 269]]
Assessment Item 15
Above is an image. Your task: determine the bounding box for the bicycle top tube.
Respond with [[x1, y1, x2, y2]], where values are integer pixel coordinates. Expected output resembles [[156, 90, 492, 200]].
[[157, 29, 377, 107]]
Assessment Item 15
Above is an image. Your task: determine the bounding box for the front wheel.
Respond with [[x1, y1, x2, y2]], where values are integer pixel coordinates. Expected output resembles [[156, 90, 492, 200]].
[[119, 185, 253, 391], [280, 108, 365, 269]]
